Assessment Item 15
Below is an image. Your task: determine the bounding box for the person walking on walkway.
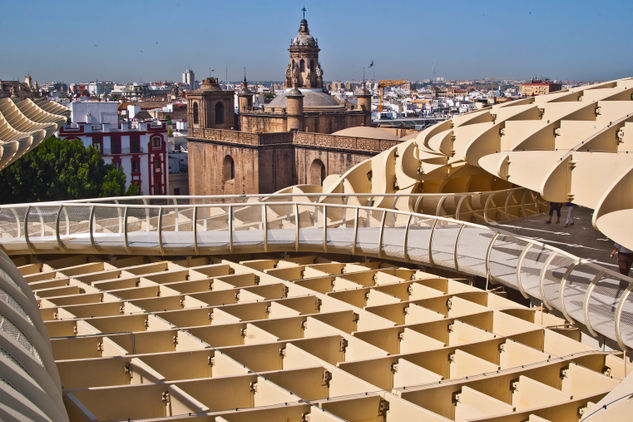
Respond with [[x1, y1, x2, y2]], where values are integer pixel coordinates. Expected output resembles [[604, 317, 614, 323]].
[[564, 202, 576, 227], [546, 202, 562, 224], [611, 243, 633, 292], [611, 243, 633, 276]]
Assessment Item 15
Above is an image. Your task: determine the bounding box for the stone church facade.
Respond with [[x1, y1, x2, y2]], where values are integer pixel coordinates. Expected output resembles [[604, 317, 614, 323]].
[[187, 16, 390, 195]]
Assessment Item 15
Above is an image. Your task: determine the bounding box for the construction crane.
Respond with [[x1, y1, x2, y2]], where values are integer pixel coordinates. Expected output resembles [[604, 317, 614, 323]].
[[378, 79, 408, 113]]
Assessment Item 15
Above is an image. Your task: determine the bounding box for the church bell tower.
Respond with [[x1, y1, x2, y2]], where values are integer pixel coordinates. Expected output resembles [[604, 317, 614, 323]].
[[285, 9, 323, 89]]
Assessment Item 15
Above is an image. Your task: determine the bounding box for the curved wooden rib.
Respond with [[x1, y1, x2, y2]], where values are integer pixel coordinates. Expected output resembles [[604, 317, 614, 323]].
[[318, 77, 633, 248], [0, 98, 68, 171]]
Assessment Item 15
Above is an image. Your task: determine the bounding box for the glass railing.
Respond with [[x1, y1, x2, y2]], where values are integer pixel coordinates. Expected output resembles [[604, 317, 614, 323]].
[[0, 198, 629, 350]]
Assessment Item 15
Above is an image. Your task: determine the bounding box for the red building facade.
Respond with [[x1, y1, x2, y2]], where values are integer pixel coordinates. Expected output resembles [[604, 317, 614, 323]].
[[59, 121, 168, 195]]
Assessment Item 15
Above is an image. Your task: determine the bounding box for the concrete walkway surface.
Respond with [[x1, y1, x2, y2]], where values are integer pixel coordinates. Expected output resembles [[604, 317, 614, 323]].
[[490, 206, 619, 273]]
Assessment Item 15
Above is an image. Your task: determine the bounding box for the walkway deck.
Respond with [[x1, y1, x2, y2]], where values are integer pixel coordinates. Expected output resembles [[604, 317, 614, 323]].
[[491, 207, 617, 272], [0, 201, 631, 351]]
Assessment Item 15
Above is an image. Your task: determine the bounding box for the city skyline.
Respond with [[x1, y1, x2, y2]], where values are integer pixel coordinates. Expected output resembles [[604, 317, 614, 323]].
[[2, 0, 632, 84]]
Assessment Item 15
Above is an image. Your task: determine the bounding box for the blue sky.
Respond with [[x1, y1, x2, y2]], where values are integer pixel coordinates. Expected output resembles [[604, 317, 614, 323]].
[[1, 0, 631, 83]]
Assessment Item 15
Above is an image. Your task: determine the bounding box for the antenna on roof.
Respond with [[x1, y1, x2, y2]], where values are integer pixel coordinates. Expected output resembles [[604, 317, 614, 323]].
[[302, 6, 306, 20]]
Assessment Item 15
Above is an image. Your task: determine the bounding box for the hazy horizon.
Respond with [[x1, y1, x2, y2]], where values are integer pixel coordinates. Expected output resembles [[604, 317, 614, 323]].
[[2, 0, 631, 84]]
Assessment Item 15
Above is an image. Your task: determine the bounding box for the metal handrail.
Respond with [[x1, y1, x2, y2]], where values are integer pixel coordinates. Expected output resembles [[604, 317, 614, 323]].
[[3, 200, 590, 262], [0, 187, 536, 208], [4, 199, 631, 351], [583, 272, 605, 338], [559, 262, 580, 322], [228, 205, 234, 253], [515, 242, 534, 299], [538, 253, 559, 310]]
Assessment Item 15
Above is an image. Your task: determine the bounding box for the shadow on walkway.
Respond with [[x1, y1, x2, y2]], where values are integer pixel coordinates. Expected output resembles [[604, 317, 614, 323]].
[[488, 206, 617, 271]]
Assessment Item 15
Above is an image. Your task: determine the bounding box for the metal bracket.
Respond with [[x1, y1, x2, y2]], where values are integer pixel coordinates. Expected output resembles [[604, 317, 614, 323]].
[[322, 370, 332, 387], [378, 399, 390, 417]]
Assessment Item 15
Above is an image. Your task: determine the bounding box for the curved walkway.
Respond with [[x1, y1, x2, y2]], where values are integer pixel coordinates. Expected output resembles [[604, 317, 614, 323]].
[[0, 200, 631, 352], [491, 206, 617, 271]]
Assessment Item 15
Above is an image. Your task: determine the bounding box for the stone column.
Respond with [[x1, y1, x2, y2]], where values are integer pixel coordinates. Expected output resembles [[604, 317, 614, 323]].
[[286, 88, 304, 131]]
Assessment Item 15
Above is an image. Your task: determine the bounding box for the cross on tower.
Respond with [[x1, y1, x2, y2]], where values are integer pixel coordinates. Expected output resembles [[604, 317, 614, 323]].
[[301, 7, 306, 20]]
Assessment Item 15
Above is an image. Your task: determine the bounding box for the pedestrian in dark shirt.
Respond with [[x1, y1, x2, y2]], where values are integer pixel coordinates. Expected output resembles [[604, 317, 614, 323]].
[[546, 202, 561, 224], [611, 243, 633, 292], [611, 243, 633, 275]]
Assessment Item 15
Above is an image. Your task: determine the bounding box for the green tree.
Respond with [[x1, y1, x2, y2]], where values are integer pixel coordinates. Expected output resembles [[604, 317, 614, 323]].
[[0, 136, 130, 204], [126, 181, 141, 196], [101, 166, 127, 197]]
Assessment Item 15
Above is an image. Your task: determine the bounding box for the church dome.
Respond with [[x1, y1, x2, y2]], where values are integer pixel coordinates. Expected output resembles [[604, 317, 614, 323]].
[[267, 89, 342, 111], [290, 19, 318, 48], [197, 77, 222, 92]]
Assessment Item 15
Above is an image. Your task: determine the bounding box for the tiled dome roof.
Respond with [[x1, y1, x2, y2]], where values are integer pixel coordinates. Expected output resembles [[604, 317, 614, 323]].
[[267, 89, 342, 110]]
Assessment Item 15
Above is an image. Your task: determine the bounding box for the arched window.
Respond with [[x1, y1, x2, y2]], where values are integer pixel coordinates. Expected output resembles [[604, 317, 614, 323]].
[[222, 155, 234, 181], [300, 59, 305, 72], [215, 102, 224, 124], [193, 102, 199, 124], [310, 59, 314, 72], [309, 159, 326, 185]]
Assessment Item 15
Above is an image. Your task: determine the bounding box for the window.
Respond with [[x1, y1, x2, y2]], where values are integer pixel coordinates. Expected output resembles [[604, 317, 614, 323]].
[[193, 102, 199, 124], [92, 141, 101, 153], [110, 135, 121, 154], [215, 102, 224, 124], [130, 134, 140, 153], [154, 156, 161, 173], [300, 59, 305, 72], [310, 59, 314, 72], [222, 155, 234, 181], [152, 136, 162, 149], [131, 158, 140, 174]]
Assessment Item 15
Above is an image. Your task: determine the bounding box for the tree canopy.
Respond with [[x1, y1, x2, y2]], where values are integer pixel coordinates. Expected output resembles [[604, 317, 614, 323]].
[[0, 136, 133, 204]]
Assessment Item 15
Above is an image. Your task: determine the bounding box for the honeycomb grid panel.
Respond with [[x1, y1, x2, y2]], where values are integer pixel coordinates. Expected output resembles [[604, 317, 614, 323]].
[[15, 254, 625, 422]]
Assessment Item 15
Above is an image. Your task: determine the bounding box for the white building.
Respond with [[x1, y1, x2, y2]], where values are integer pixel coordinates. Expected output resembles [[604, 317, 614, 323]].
[[70, 101, 118, 125], [111, 83, 147, 101], [182, 68, 195, 90], [59, 121, 169, 195], [127, 104, 141, 119]]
